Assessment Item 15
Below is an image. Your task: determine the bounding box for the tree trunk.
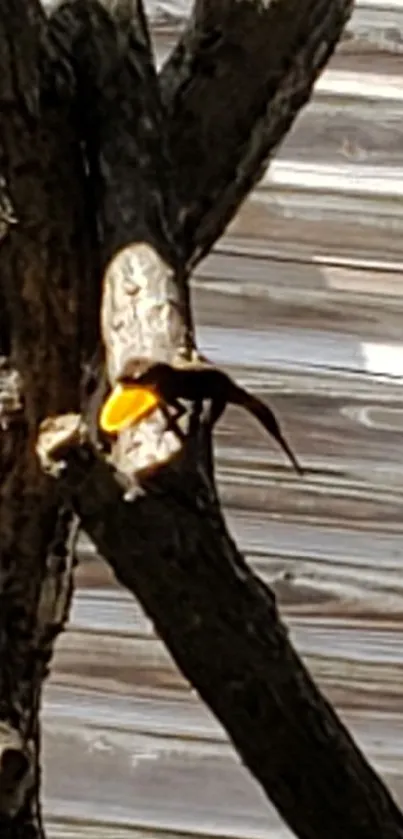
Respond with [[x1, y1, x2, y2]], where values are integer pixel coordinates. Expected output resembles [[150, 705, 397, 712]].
[[2, 1, 403, 839], [0, 0, 96, 834]]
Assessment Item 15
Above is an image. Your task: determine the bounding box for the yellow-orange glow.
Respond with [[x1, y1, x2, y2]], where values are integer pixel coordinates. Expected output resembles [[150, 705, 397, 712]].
[[99, 383, 159, 434]]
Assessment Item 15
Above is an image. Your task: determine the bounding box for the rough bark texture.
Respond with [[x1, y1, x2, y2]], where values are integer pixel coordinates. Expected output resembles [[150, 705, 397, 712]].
[[159, 0, 353, 270], [0, 0, 94, 834], [38, 435, 403, 839], [3, 1, 403, 839], [0, 360, 78, 838]]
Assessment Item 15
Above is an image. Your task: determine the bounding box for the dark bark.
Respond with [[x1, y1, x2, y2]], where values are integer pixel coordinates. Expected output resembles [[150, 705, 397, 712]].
[[158, 0, 353, 270], [45, 0, 179, 268], [3, 1, 403, 839], [38, 435, 403, 839], [0, 360, 78, 837], [46, 0, 195, 354], [0, 0, 94, 834]]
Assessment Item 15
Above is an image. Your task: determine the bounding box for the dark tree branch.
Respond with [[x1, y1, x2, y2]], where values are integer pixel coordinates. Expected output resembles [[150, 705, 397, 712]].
[[46, 0, 178, 267], [37, 425, 403, 839], [158, 0, 353, 270]]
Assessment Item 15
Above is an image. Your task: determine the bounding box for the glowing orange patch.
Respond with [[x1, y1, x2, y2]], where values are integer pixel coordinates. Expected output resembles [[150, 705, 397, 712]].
[[99, 384, 159, 434]]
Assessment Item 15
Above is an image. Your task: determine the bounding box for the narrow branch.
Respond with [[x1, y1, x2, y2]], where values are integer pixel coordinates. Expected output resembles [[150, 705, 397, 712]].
[[159, 0, 353, 269]]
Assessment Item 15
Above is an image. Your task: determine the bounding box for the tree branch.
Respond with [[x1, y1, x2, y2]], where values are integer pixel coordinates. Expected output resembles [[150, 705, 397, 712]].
[[159, 0, 353, 270], [37, 425, 403, 839], [46, 0, 179, 268]]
